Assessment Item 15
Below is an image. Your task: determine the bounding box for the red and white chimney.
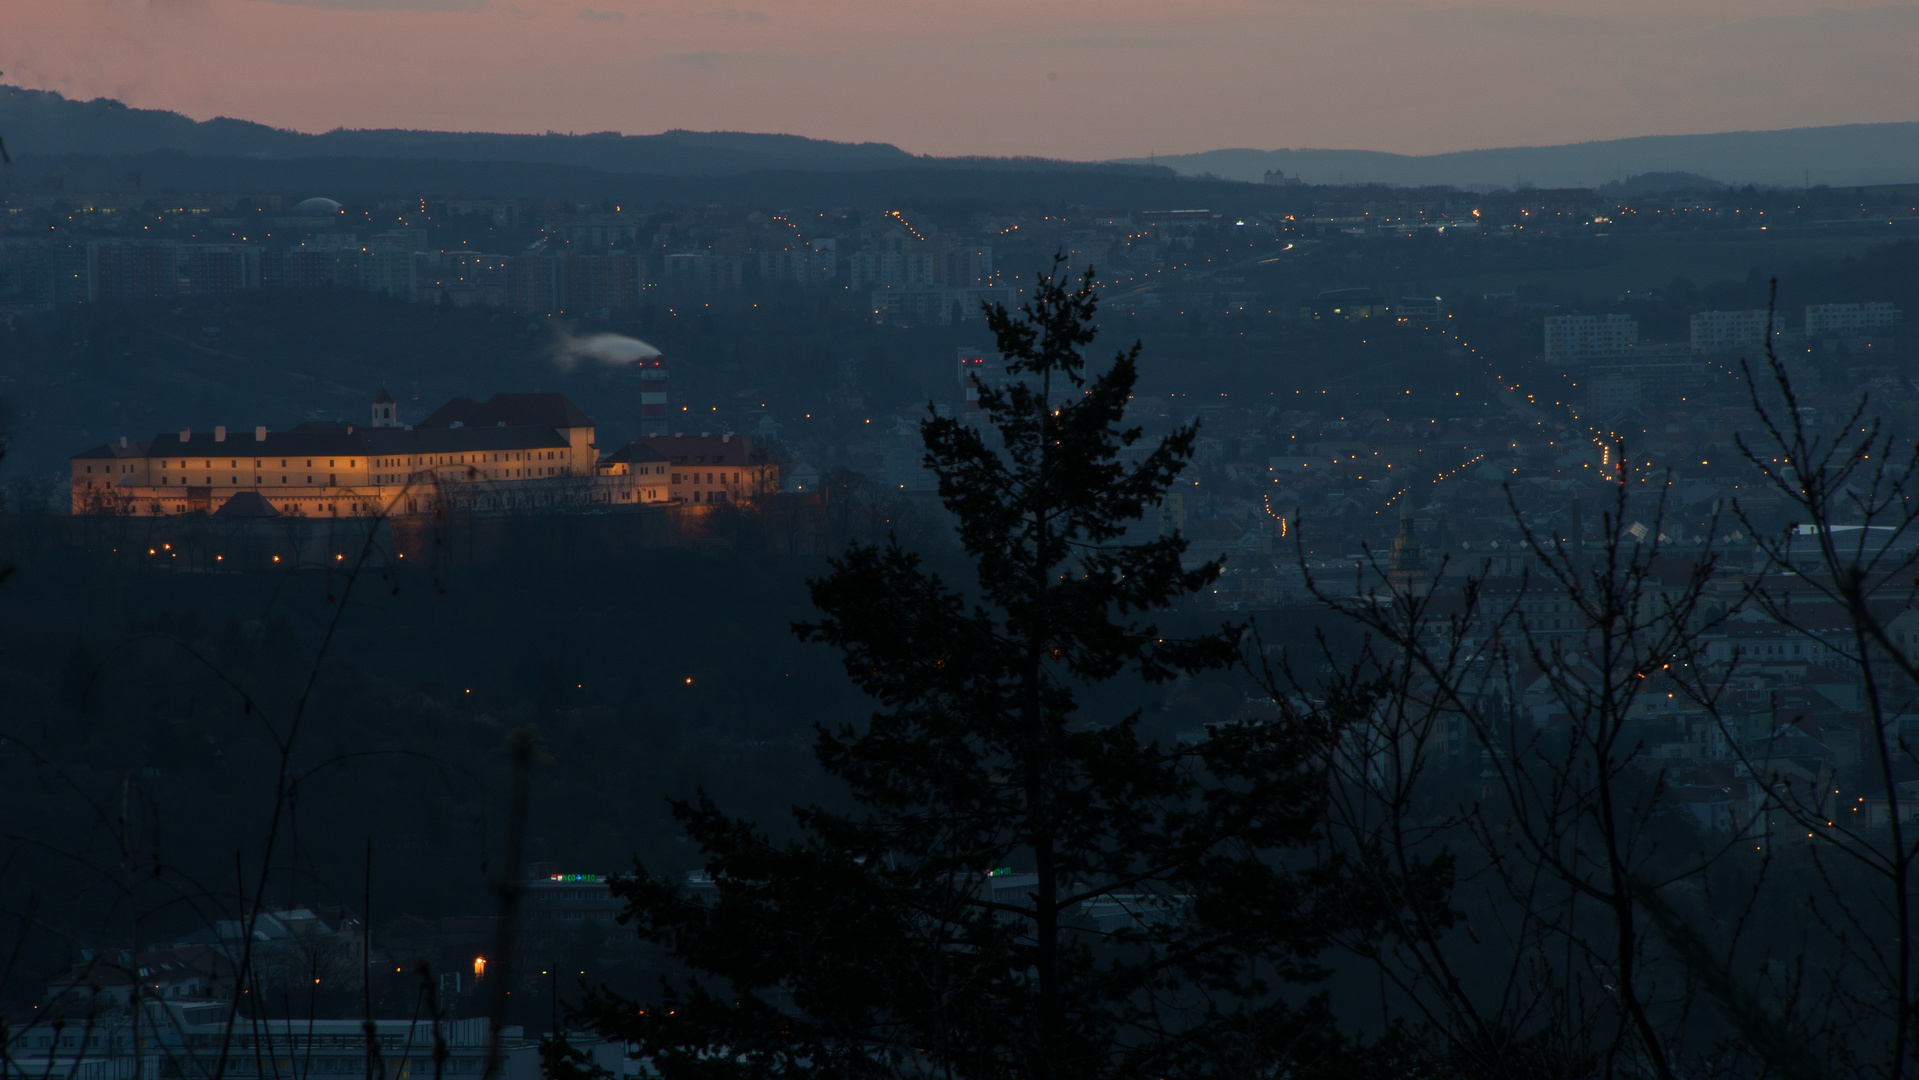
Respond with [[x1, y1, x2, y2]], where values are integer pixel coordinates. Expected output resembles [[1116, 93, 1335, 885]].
[[958, 348, 986, 420], [638, 357, 669, 435]]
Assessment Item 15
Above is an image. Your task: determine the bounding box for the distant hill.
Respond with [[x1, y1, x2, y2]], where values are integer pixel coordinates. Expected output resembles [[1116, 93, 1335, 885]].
[[1595, 172, 1724, 197], [1115, 124, 1919, 189], [0, 151, 1286, 211], [11, 84, 1914, 194], [0, 86, 1161, 178]]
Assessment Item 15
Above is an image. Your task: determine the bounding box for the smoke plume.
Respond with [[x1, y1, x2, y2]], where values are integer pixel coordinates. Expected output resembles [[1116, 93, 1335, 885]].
[[552, 331, 662, 370]]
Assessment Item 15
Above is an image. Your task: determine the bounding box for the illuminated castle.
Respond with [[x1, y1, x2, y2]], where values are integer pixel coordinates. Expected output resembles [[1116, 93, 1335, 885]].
[[70, 390, 774, 518]]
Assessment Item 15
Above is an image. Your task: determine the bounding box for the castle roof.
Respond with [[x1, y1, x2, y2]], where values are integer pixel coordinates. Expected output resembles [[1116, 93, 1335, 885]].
[[418, 393, 593, 431], [144, 427, 571, 457], [214, 491, 280, 518], [633, 433, 754, 467], [71, 394, 594, 464], [600, 441, 670, 466], [72, 441, 151, 460]]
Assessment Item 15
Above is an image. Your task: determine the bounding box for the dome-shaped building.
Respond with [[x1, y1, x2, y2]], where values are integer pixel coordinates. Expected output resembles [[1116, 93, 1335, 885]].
[[293, 197, 343, 216]]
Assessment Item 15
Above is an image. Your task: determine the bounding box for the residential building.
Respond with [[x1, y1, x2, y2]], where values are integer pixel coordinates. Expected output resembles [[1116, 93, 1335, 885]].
[[1691, 309, 1785, 354], [46, 946, 238, 1007], [1805, 302, 1901, 337], [90, 240, 261, 302], [622, 432, 777, 505], [1543, 314, 1637, 362], [662, 252, 743, 293]]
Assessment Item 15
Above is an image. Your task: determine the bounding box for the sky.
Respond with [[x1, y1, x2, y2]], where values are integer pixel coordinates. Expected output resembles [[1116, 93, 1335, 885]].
[[6, 0, 1919, 160]]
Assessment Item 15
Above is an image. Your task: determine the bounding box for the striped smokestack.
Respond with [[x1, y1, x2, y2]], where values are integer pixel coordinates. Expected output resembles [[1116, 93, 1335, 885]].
[[958, 348, 986, 421], [638, 356, 669, 435]]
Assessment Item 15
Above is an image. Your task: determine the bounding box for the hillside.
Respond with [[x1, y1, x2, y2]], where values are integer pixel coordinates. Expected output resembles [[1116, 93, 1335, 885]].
[[0, 86, 1157, 178], [1115, 122, 1919, 189]]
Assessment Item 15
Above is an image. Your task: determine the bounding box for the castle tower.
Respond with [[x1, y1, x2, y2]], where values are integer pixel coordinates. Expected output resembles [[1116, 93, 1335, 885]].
[[371, 387, 399, 428]]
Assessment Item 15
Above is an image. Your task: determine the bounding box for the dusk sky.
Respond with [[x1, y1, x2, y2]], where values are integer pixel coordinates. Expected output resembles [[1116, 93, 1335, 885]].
[[9, 0, 1919, 160]]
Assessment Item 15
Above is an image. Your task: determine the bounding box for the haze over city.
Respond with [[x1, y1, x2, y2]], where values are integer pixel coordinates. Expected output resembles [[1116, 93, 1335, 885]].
[[8, 2, 1919, 1078]]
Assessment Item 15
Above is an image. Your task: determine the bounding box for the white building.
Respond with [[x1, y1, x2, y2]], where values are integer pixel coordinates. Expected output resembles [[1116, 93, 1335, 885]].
[[1805, 303, 1901, 337], [1544, 314, 1637, 362], [1690, 309, 1785, 354]]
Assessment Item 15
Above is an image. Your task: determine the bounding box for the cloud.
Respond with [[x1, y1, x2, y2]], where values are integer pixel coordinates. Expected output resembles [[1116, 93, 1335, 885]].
[[242, 0, 488, 10], [578, 7, 626, 23], [551, 331, 661, 370]]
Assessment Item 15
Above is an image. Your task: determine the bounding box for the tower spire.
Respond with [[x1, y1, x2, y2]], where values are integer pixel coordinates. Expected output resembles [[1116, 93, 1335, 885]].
[[371, 384, 398, 428]]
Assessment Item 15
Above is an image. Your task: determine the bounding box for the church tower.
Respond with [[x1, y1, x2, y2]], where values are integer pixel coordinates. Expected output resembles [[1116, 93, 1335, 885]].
[[371, 387, 399, 428]]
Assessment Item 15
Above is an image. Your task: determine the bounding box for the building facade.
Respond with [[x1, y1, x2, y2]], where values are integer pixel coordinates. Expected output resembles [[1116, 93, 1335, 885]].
[[1805, 302, 1901, 337], [1543, 314, 1637, 362], [70, 392, 761, 517], [1691, 309, 1785, 354], [624, 432, 778, 505]]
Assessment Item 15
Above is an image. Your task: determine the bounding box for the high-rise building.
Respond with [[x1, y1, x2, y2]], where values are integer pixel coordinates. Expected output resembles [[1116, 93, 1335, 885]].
[[1544, 314, 1637, 362], [1805, 303, 1901, 337], [1690, 309, 1784, 354]]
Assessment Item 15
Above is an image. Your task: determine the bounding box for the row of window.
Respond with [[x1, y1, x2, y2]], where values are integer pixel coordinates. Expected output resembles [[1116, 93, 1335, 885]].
[[87, 452, 571, 477], [374, 451, 565, 467], [376, 468, 566, 483], [159, 475, 337, 486], [158, 459, 354, 469]]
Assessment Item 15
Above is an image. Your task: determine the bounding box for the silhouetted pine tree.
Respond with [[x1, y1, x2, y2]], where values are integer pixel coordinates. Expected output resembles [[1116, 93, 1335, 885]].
[[577, 260, 1354, 1080]]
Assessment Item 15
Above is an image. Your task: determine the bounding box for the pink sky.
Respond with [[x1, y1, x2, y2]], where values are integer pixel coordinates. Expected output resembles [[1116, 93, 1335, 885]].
[[7, 0, 1917, 159]]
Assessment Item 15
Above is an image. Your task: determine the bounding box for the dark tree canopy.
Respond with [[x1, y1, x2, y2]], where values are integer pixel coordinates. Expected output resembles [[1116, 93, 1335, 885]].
[[576, 260, 1355, 1080]]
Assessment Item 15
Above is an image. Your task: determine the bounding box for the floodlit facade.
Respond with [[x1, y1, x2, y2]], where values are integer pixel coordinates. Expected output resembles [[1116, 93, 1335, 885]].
[[70, 392, 762, 517]]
